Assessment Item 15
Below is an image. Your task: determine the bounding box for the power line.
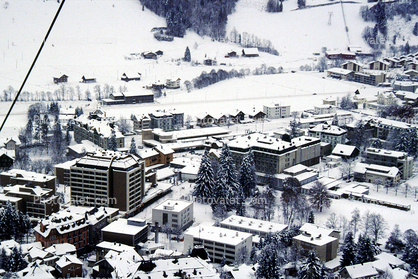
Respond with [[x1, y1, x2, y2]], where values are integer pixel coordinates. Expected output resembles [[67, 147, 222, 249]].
[[0, 0, 66, 134]]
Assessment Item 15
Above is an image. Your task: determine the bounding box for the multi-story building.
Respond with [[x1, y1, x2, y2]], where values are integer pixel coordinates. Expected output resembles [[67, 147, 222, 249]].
[[73, 115, 125, 150], [34, 211, 89, 251], [314, 105, 337, 115], [132, 114, 151, 131], [101, 217, 148, 246], [229, 133, 321, 174], [293, 223, 340, 262], [152, 199, 193, 231], [148, 110, 184, 131], [363, 148, 414, 180], [308, 124, 347, 149], [263, 104, 291, 119], [0, 169, 56, 192], [220, 215, 287, 237], [54, 151, 145, 213], [137, 145, 173, 167], [0, 184, 59, 218], [184, 225, 252, 264], [353, 163, 401, 184]]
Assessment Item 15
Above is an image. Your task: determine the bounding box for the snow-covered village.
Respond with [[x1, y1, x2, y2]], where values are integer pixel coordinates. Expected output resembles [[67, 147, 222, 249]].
[[2, 0, 418, 278]]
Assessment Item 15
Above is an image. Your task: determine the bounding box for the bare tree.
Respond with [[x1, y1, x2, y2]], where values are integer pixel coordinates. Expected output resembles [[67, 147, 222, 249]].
[[326, 213, 339, 229], [309, 181, 331, 212], [351, 208, 360, 238], [373, 178, 383, 192], [366, 212, 388, 242]]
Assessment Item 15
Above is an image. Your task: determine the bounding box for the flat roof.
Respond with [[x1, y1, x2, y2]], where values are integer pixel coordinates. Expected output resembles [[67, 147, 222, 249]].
[[101, 218, 147, 236], [220, 215, 287, 234], [185, 225, 252, 246], [153, 199, 193, 212]]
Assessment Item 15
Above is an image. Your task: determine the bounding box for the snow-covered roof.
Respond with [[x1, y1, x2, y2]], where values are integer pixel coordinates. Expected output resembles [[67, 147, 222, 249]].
[[67, 140, 104, 155], [4, 184, 52, 197], [353, 163, 400, 178], [74, 115, 124, 138], [17, 262, 55, 279], [293, 231, 337, 246], [283, 164, 308, 175], [344, 262, 378, 279], [394, 90, 418, 100], [220, 215, 287, 235], [332, 144, 358, 157], [44, 243, 76, 256], [185, 225, 252, 246], [309, 124, 346, 135], [365, 148, 408, 159], [156, 167, 175, 180], [154, 145, 174, 155], [327, 67, 353, 75], [75, 151, 140, 170], [0, 148, 15, 159], [137, 148, 159, 159], [1, 169, 56, 183], [101, 218, 147, 236], [373, 252, 405, 270], [0, 136, 21, 146], [242, 48, 259, 55], [153, 199, 193, 212], [55, 255, 82, 268], [96, 241, 135, 253], [34, 210, 89, 237]]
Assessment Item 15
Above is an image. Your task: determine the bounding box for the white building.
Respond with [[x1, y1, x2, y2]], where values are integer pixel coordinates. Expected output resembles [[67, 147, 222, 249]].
[[308, 124, 347, 149], [220, 215, 287, 237], [263, 103, 291, 119], [152, 199, 193, 230], [314, 105, 337, 115], [184, 225, 252, 264]]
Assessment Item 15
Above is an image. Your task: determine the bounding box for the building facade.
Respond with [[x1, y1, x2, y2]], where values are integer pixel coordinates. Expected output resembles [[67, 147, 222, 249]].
[[229, 133, 321, 174], [308, 124, 347, 149], [263, 104, 291, 119], [59, 152, 145, 213], [152, 199, 193, 231], [184, 225, 252, 264], [101, 217, 148, 246], [363, 148, 414, 180]]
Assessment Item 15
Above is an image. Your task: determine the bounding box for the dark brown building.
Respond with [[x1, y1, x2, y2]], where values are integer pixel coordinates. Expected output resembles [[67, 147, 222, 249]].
[[53, 75, 68, 84], [0, 169, 57, 192]]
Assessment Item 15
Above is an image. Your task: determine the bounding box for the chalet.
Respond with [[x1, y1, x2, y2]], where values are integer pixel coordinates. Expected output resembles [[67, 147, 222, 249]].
[[229, 109, 245, 123], [395, 90, 418, 106], [53, 75, 68, 84], [405, 69, 418, 77], [331, 144, 360, 160], [80, 76, 96, 83], [383, 57, 400, 68], [0, 149, 14, 170], [142, 51, 157, 59], [342, 61, 363, 72], [225, 50, 237, 58], [203, 58, 217, 66], [0, 136, 20, 156], [166, 78, 181, 89], [120, 72, 141, 82], [353, 163, 401, 184], [196, 113, 215, 127], [242, 48, 259, 57], [55, 255, 83, 278], [369, 60, 389, 71], [247, 110, 266, 120]]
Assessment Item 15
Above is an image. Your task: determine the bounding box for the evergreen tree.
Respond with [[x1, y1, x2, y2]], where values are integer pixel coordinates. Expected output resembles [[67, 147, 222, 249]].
[[0, 201, 19, 240], [256, 244, 283, 279], [8, 246, 27, 272], [403, 243, 418, 272], [193, 150, 215, 200], [248, 246, 258, 264], [309, 181, 331, 212], [65, 129, 71, 146], [239, 150, 257, 198], [267, 0, 282, 12], [25, 118, 33, 146], [262, 185, 276, 221], [308, 211, 315, 224], [52, 116, 65, 162], [340, 232, 357, 267], [129, 138, 138, 155], [184, 46, 191, 62], [108, 129, 118, 151], [235, 188, 246, 217], [414, 22, 418, 36], [356, 234, 375, 264], [0, 247, 8, 270], [385, 224, 404, 253], [297, 0, 306, 9], [298, 250, 325, 279]]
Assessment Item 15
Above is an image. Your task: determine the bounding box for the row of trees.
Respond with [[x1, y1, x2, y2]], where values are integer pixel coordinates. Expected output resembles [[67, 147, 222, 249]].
[[0, 202, 31, 242], [2, 84, 117, 102], [228, 28, 279, 55]]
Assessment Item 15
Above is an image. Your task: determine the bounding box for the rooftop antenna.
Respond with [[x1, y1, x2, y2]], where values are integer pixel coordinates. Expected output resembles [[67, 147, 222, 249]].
[[328, 12, 333, 26]]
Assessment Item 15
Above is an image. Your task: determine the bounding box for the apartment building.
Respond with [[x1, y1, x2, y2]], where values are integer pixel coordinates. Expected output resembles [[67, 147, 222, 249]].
[[263, 103, 291, 119], [0, 184, 59, 218], [293, 223, 340, 262], [308, 124, 347, 149], [73, 115, 125, 150], [229, 133, 321, 174], [353, 163, 401, 184], [54, 151, 145, 213], [363, 148, 414, 180], [152, 199, 193, 231], [34, 211, 89, 251], [0, 169, 56, 192], [184, 225, 252, 264], [149, 110, 184, 131]]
